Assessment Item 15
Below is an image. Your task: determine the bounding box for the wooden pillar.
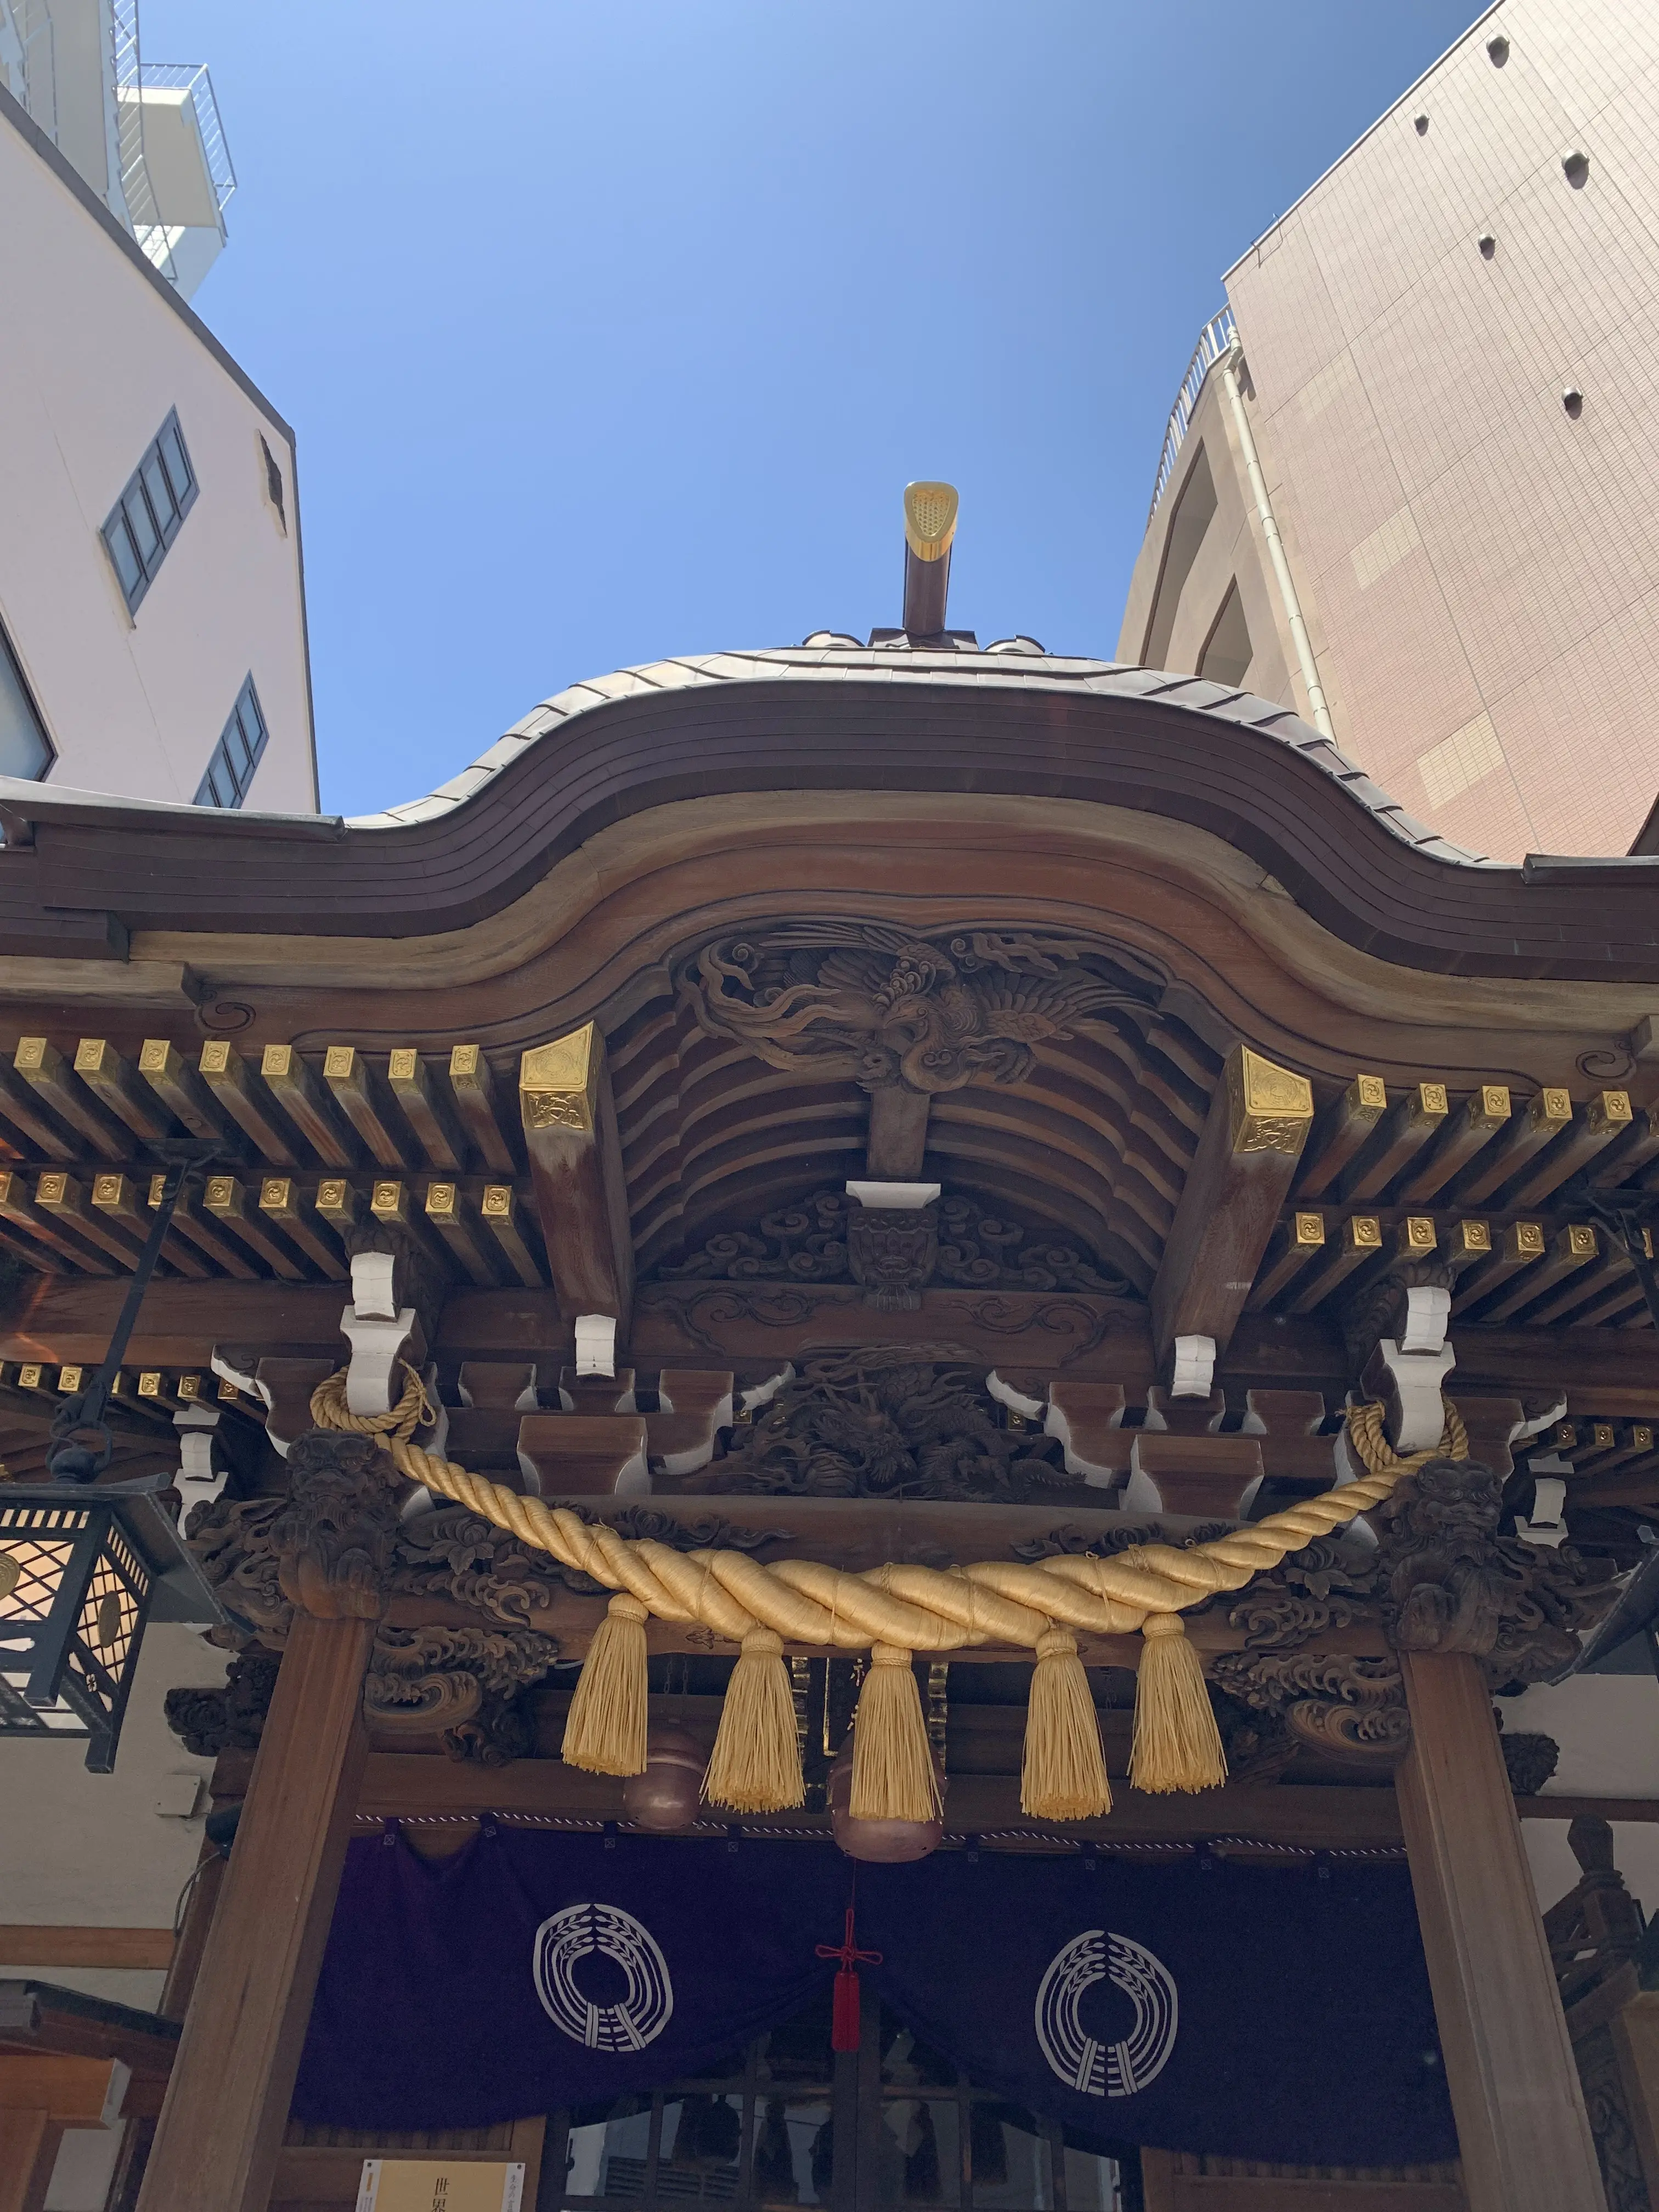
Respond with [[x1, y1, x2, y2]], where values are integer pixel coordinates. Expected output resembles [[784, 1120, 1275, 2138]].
[[134, 1611, 375, 2212], [1396, 1648, 1605, 2212]]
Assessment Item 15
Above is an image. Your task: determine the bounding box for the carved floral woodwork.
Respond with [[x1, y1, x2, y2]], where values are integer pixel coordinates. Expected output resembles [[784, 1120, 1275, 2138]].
[[678, 922, 1163, 1098], [164, 1628, 559, 1767], [657, 1184, 1130, 1300], [1499, 1723, 1562, 1797], [363, 1623, 559, 1762], [187, 1481, 791, 1643], [714, 1352, 1063, 1502], [165, 1648, 283, 1757], [1209, 1649, 1411, 1772]]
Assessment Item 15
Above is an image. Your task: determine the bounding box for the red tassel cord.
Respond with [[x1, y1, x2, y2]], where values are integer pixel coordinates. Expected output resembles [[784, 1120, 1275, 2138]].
[[816, 1905, 882, 2053]]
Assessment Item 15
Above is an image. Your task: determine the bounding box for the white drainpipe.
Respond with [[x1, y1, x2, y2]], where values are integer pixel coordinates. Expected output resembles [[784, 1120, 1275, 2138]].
[[1217, 340, 1336, 740]]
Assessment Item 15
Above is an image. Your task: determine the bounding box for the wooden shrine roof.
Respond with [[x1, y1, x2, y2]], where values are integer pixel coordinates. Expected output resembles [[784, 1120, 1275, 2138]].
[[1, 646, 1657, 978]]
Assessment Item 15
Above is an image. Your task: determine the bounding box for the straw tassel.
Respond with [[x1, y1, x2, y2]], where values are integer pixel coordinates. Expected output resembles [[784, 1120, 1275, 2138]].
[[704, 1626, 804, 1812], [561, 1593, 650, 1776], [1129, 1612, 1227, 1795], [1022, 1626, 1111, 1820], [850, 1645, 940, 1822]]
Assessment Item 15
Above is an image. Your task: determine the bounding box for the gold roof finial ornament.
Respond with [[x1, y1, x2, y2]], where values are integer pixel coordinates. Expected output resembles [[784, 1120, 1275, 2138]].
[[901, 482, 959, 636], [902, 481, 958, 562]]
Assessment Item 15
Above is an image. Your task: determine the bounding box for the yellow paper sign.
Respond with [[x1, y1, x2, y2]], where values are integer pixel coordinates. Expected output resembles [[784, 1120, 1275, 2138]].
[[356, 2160, 525, 2212]]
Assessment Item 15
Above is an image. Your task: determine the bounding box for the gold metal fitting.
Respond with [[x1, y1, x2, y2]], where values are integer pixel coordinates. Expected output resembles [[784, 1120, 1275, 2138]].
[[903, 482, 958, 562]]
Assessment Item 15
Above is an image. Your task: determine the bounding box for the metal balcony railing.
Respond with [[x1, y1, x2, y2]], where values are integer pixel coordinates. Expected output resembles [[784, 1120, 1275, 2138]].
[[1147, 307, 1237, 525], [139, 59, 236, 212]]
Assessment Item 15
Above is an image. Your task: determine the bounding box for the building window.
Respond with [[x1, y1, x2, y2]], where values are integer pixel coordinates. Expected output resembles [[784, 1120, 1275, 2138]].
[[0, 620, 53, 780], [259, 435, 287, 531], [195, 675, 268, 807], [101, 411, 198, 616]]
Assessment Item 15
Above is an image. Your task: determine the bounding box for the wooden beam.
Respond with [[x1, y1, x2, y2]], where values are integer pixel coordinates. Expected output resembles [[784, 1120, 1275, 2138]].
[[519, 1026, 634, 1337], [1241, 1209, 1325, 1312], [71, 1038, 172, 1144], [1395, 1649, 1604, 2212], [136, 1611, 375, 2212], [0, 2055, 126, 2212], [1340, 1081, 1449, 1202], [1151, 1045, 1313, 1367], [196, 1042, 300, 1167], [388, 1049, 466, 1171], [259, 1046, 357, 1169], [1293, 1073, 1387, 1200], [447, 1046, 517, 1175], [323, 1047, 414, 1169], [13, 1038, 125, 1160], [1455, 1085, 1573, 1206], [1398, 1084, 1511, 1203], [866, 1086, 931, 1178], [0, 1926, 174, 1971], [341, 1752, 1403, 1847], [138, 1039, 228, 1142]]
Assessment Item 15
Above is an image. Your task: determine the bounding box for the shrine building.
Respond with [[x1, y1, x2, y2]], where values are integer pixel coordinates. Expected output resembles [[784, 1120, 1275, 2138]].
[[3, 487, 1659, 2212]]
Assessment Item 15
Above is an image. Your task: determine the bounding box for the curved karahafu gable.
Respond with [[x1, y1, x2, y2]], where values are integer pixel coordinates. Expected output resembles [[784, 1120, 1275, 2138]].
[[0, 645, 1656, 980]]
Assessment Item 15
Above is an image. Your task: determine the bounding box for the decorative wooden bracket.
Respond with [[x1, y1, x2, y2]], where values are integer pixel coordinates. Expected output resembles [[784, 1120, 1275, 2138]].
[[1040, 1378, 1129, 1487], [517, 1413, 650, 1497], [1150, 1044, 1314, 1381], [520, 1026, 635, 1348], [647, 1368, 736, 1475]]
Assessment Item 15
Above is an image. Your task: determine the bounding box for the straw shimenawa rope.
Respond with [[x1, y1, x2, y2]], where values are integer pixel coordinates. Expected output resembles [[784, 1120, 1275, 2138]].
[[309, 1368, 1466, 1823]]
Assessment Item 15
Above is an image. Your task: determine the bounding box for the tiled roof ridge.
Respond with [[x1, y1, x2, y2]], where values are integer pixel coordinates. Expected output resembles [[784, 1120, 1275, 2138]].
[[343, 646, 1497, 869]]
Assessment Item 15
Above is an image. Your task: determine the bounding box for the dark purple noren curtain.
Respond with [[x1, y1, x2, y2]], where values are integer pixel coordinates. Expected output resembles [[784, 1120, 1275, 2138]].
[[293, 1829, 1454, 2164]]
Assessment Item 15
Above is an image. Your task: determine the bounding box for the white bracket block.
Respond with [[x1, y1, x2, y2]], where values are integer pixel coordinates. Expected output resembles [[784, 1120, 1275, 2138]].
[[740, 1362, 794, 1414], [1399, 1284, 1452, 1356], [574, 1313, 617, 1378], [348, 1250, 398, 1321], [174, 1405, 228, 1505], [1374, 1338, 1457, 1453], [340, 1304, 419, 1415], [1510, 1396, 1569, 1448], [1515, 1475, 1569, 1548], [844, 1181, 941, 1211], [987, 1369, 1046, 1421], [1169, 1334, 1216, 1400]]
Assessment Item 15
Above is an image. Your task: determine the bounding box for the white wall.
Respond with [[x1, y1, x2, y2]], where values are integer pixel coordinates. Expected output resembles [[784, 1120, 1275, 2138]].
[[0, 94, 316, 811], [0, 1621, 226, 2001], [1506, 1671, 1659, 1920]]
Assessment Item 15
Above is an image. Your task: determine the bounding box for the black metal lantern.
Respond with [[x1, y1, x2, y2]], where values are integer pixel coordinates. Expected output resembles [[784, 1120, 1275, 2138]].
[[0, 1138, 230, 1769]]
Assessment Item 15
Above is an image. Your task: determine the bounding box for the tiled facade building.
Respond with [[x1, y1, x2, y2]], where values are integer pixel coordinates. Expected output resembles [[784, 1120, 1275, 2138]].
[[1119, 0, 1659, 861]]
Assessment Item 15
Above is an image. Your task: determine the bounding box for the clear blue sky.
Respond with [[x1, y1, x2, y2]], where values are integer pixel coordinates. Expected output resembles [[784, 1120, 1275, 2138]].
[[146, 0, 1478, 817]]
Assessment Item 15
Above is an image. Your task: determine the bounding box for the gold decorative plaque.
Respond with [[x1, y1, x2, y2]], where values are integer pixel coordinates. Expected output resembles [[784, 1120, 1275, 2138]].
[[1226, 1046, 1314, 1156], [521, 1026, 600, 1133], [356, 2161, 524, 2212]]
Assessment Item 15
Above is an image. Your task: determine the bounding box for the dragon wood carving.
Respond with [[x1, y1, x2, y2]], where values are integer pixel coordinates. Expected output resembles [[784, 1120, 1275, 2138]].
[[710, 1351, 1065, 1502], [678, 923, 1164, 1097]]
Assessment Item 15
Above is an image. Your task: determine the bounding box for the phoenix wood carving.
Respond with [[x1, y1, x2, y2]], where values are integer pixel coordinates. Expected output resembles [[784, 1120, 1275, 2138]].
[[678, 923, 1164, 1096]]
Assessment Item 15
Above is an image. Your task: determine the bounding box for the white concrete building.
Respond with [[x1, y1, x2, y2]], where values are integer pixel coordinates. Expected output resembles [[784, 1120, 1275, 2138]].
[[0, 21, 317, 810]]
